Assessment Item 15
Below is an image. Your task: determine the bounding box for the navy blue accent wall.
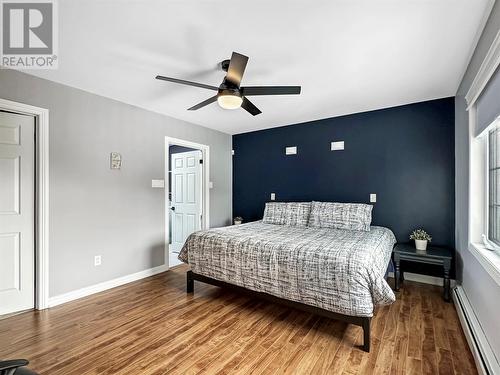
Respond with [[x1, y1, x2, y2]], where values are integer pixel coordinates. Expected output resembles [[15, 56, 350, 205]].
[[232, 97, 455, 247]]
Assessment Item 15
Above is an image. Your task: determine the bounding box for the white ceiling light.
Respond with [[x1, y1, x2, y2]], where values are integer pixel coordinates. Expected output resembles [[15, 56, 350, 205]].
[[217, 93, 243, 110]]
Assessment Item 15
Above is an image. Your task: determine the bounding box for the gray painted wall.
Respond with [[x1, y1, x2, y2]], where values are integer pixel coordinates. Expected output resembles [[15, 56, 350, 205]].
[[455, 2, 500, 359], [0, 69, 232, 297]]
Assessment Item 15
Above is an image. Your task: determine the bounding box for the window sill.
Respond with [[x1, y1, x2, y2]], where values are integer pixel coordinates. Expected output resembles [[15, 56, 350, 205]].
[[469, 243, 500, 287]]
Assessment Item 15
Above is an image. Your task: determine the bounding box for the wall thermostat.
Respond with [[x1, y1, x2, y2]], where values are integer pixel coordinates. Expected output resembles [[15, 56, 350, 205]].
[[110, 152, 122, 169]]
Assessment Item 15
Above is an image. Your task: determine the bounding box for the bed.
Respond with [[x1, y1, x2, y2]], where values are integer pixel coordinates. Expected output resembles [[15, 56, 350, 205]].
[[178, 202, 396, 352]]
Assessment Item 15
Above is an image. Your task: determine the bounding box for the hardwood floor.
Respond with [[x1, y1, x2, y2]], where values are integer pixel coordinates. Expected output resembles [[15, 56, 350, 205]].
[[0, 265, 477, 375]]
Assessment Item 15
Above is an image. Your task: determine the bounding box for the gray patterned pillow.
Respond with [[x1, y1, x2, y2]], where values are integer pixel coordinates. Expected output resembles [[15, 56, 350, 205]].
[[263, 202, 311, 227], [262, 202, 286, 225], [308, 201, 373, 231], [283, 202, 311, 227]]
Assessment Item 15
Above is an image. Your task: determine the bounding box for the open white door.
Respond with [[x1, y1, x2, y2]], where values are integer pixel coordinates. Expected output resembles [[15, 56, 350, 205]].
[[170, 150, 203, 253], [0, 111, 35, 315]]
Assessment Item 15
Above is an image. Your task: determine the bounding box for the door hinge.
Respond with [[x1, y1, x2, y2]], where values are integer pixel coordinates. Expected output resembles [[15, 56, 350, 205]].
[[199, 159, 203, 164]]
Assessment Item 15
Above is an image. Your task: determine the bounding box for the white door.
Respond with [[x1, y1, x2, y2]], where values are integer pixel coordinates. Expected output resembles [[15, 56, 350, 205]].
[[0, 111, 35, 315], [170, 150, 202, 253]]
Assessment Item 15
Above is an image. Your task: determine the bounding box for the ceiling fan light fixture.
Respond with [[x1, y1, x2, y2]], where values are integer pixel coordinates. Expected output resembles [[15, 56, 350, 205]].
[[217, 92, 243, 110], [156, 51, 301, 116]]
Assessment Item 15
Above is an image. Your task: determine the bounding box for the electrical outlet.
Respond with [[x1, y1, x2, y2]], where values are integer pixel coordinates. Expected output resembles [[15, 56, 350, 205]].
[[370, 194, 377, 203], [94, 255, 102, 266], [270, 193, 276, 201], [331, 141, 345, 151]]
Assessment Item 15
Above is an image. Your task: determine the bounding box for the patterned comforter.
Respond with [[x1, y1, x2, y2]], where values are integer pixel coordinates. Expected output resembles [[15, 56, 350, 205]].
[[179, 221, 396, 317]]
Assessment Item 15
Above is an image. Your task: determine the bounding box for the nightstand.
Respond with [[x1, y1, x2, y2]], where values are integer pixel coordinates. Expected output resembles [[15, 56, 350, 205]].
[[393, 243, 453, 302]]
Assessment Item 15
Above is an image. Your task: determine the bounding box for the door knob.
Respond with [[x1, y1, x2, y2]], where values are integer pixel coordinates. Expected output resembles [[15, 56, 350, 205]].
[[171, 206, 175, 211]]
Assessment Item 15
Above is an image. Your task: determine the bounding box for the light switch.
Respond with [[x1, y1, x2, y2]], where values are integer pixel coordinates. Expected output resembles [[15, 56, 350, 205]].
[[151, 179, 165, 188], [331, 141, 345, 151], [370, 193, 377, 203], [285, 146, 297, 155], [209, 181, 214, 189], [270, 193, 276, 201]]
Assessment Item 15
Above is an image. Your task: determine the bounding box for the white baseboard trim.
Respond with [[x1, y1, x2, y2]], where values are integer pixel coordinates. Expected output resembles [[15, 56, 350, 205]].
[[48, 264, 169, 308], [453, 286, 499, 375], [388, 271, 455, 287]]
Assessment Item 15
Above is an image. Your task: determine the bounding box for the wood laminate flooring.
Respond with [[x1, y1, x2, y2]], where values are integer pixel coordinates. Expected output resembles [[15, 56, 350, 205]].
[[0, 265, 477, 374]]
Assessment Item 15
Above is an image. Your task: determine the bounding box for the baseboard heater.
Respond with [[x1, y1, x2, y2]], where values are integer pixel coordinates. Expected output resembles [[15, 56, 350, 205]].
[[453, 286, 500, 375]]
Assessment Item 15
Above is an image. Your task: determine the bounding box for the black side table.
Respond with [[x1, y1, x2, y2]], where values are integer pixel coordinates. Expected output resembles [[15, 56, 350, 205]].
[[393, 243, 453, 302]]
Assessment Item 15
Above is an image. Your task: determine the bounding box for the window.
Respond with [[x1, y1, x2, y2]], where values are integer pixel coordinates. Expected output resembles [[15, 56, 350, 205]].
[[466, 33, 500, 285], [488, 126, 500, 245], [477, 64, 500, 247]]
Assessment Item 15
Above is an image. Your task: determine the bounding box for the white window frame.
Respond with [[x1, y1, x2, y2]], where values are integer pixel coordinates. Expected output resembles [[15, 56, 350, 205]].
[[485, 121, 500, 246], [484, 129, 489, 241], [466, 30, 500, 287]]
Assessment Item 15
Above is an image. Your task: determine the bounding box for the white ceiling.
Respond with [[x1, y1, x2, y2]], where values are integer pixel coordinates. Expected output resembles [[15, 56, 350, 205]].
[[29, 0, 492, 134]]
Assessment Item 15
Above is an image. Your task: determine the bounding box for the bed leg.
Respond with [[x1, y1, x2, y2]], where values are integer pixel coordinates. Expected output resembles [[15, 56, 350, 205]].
[[362, 317, 371, 352], [187, 271, 194, 293]]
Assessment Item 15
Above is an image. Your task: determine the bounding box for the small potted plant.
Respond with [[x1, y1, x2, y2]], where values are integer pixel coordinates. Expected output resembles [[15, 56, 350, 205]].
[[234, 216, 243, 225], [410, 229, 432, 252]]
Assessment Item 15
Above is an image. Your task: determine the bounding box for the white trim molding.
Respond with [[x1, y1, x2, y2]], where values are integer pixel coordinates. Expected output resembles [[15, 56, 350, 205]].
[[164, 136, 210, 268], [453, 286, 500, 375], [466, 29, 500, 108], [48, 264, 169, 308], [0, 98, 49, 311]]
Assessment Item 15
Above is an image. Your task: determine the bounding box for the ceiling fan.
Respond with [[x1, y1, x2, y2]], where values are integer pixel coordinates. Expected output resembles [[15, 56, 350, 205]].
[[155, 52, 301, 116]]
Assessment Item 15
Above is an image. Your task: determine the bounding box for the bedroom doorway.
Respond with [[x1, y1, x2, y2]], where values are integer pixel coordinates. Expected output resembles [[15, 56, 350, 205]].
[[165, 137, 209, 268], [0, 111, 35, 315], [0, 98, 49, 315]]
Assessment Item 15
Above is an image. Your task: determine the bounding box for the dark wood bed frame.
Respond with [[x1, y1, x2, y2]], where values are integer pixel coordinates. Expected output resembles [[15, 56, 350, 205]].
[[186, 270, 372, 352]]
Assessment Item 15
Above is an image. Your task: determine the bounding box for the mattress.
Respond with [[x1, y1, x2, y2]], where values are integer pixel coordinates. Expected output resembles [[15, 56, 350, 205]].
[[179, 221, 396, 317]]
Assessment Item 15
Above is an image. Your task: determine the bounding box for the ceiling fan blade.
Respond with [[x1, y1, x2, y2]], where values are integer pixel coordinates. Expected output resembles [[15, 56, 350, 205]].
[[241, 97, 262, 116], [241, 86, 301, 96], [155, 75, 218, 91], [226, 52, 249, 86], [187, 95, 218, 110]]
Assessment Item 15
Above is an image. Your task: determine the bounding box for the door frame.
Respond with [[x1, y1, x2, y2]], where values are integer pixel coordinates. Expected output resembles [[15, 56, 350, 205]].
[[164, 137, 209, 268], [0, 98, 49, 311]]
